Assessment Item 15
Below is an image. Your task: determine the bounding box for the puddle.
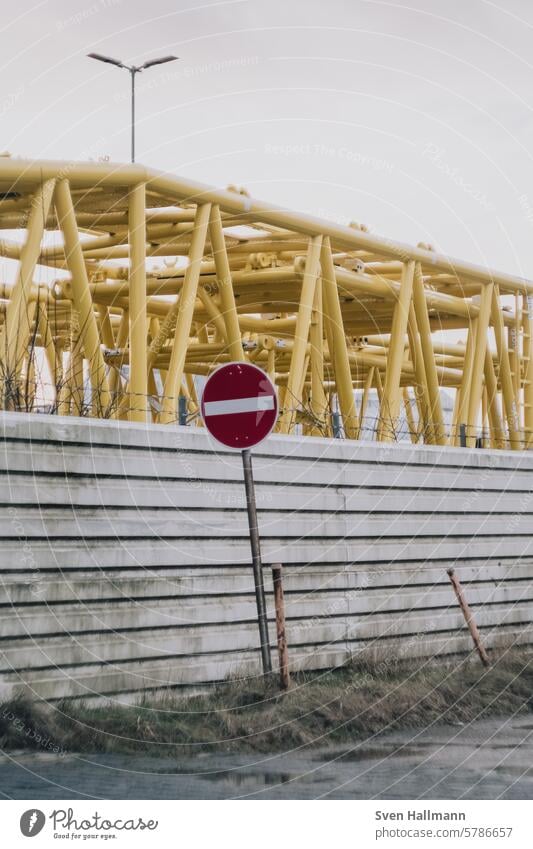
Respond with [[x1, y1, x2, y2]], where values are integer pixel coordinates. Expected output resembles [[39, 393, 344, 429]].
[[315, 745, 426, 762], [491, 766, 533, 777], [202, 770, 295, 787]]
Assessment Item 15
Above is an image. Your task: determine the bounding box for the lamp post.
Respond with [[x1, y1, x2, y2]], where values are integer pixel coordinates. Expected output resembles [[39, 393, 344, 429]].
[[87, 53, 179, 162]]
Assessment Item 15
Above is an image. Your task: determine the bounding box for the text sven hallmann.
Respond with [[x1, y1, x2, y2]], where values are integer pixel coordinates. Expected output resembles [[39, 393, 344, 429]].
[[375, 811, 466, 821]]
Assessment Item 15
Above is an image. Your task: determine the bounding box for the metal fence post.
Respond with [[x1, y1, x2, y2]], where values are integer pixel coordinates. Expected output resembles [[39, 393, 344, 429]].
[[447, 568, 490, 667], [271, 564, 290, 689]]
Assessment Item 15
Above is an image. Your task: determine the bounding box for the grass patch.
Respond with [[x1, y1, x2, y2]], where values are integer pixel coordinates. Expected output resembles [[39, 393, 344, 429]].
[[1, 649, 532, 756]]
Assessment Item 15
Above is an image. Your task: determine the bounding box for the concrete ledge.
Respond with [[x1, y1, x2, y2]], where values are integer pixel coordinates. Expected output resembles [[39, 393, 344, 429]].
[[1, 410, 532, 469]]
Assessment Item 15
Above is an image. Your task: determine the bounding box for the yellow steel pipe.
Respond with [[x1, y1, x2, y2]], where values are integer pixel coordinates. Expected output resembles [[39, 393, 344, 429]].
[[54, 179, 111, 413], [160, 203, 211, 424]]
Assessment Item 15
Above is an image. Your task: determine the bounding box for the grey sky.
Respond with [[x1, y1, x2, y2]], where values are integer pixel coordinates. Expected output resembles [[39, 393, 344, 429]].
[[3, 0, 533, 278]]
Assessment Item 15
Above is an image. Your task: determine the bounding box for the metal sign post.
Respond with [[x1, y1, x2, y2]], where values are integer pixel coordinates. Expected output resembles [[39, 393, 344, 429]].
[[242, 448, 272, 673], [200, 362, 278, 675]]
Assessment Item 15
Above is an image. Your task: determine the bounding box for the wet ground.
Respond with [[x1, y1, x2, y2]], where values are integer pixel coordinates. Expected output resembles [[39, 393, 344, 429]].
[[1, 715, 532, 800]]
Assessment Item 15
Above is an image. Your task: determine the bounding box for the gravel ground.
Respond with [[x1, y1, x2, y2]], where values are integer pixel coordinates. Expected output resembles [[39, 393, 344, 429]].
[[0, 714, 532, 800]]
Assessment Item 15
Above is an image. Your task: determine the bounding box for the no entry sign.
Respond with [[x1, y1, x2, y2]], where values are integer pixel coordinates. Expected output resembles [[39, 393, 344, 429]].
[[200, 362, 278, 449], [199, 361, 278, 675]]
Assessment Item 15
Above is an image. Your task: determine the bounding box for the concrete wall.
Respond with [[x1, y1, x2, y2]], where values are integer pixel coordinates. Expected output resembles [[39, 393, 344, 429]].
[[0, 412, 532, 704]]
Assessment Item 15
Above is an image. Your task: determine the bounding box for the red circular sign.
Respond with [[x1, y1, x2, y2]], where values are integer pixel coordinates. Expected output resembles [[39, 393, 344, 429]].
[[200, 362, 278, 449]]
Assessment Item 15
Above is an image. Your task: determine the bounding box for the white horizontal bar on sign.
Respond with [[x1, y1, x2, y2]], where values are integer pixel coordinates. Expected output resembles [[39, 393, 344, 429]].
[[203, 396, 274, 416]]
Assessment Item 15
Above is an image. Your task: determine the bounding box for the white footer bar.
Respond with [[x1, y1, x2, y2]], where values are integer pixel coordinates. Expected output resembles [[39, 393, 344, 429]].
[[2, 799, 529, 847]]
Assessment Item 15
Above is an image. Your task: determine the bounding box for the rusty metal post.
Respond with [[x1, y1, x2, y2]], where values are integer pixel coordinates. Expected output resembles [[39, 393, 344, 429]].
[[447, 568, 490, 667], [272, 564, 290, 689], [242, 448, 272, 674]]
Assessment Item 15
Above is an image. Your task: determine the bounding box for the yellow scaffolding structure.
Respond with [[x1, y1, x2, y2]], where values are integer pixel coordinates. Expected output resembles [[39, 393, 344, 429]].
[[0, 156, 531, 449]]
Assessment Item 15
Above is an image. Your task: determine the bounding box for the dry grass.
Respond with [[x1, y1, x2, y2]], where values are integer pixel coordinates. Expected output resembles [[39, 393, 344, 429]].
[[1, 649, 532, 756]]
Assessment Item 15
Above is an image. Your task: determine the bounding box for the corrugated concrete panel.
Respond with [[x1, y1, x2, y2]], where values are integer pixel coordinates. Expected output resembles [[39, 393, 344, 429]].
[[0, 411, 531, 701]]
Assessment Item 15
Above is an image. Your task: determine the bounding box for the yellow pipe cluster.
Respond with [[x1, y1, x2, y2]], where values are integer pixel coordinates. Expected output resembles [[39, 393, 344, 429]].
[[0, 158, 531, 449]]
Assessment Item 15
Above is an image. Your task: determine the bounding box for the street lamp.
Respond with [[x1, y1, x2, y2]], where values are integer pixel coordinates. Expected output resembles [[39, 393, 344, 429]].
[[87, 52, 179, 162]]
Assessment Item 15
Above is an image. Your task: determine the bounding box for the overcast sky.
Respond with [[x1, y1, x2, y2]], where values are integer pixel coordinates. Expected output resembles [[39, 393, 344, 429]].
[[3, 0, 533, 279]]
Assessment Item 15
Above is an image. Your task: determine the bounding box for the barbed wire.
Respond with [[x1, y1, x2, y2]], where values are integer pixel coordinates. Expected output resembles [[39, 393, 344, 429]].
[[0, 309, 530, 447]]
